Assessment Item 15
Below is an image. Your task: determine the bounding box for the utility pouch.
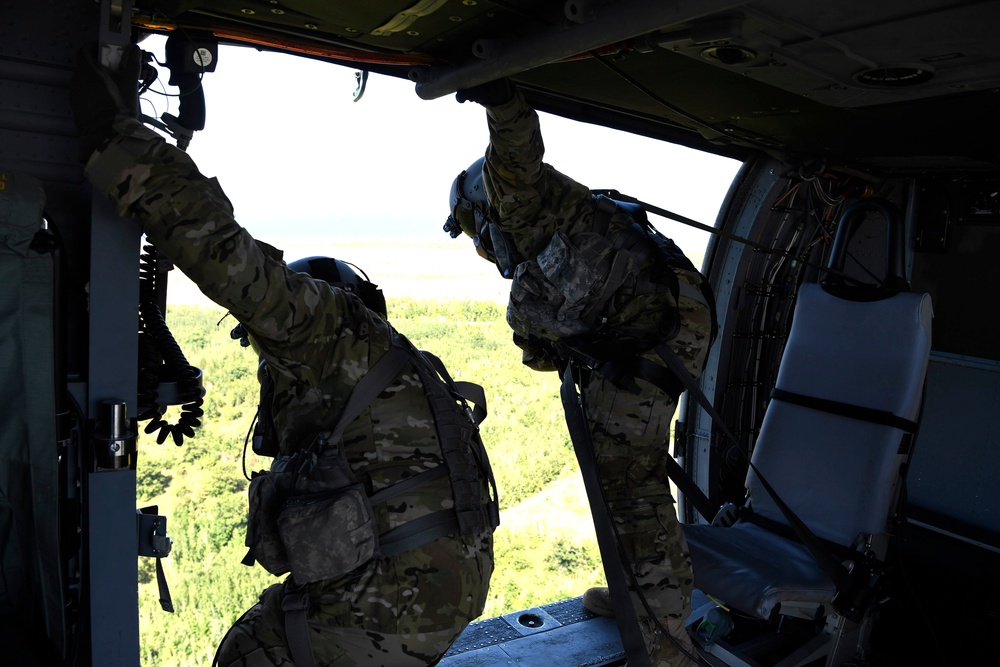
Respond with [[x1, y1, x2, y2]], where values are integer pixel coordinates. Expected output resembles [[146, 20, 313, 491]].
[[245, 469, 291, 576], [244, 441, 379, 582], [244, 447, 326, 577], [277, 484, 379, 584], [507, 230, 625, 344]]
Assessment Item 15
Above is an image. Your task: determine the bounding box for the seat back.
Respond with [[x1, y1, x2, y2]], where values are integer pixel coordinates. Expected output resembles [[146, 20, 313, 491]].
[[747, 283, 933, 547]]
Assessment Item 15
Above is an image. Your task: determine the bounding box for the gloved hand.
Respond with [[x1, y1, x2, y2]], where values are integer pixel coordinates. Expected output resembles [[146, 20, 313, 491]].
[[69, 44, 150, 161], [455, 77, 514, 107], [513, 334, 562, 373]]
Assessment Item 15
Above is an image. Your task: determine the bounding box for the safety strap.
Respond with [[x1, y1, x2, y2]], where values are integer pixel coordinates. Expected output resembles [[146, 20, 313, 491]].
[[369, 466, 449, 506], [561, 363, 651, 667], [659, 448, 717, 527], [379, 510, 462, 558], [367, 465, 468, 557], [559, 338, 721, 524], [155, 557, 174, 612], [327, 346, 409, 444], [770, 388, 919, 432], [282, 585, 317, 667], [595, 352, 685, 402]]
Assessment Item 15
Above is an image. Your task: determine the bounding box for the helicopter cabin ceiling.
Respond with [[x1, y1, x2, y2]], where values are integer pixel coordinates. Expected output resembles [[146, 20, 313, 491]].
[[130, 0, 1000, 168]]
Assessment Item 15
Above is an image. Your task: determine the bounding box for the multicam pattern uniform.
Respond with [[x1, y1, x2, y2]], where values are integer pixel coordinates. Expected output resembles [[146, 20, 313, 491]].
[[479, 90, 713, 665], [86, 119, 493, 666]]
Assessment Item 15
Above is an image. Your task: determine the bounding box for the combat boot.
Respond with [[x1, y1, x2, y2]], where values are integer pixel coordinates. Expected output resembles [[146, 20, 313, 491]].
[[583, 586, 615, 617]]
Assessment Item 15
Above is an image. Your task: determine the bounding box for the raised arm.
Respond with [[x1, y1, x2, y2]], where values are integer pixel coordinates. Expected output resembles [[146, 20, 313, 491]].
[[474, 87, 594, 257], [72, 47, 379, 371]]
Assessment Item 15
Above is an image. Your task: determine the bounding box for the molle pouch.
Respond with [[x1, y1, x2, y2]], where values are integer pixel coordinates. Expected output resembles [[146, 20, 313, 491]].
[[277, 484, 379, 585], [508, 230, 615, 343], [508, 259, 590, 343], [245, 470, 290, 576]]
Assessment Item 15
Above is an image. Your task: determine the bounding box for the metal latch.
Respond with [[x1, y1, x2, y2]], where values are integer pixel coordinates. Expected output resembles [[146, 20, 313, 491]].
[[137, 505, 172, 558], [138, 505, 175, 612]]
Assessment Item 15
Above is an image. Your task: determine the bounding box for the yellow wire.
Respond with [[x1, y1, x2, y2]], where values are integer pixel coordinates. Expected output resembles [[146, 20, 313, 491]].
[[705, 594, 730, 612]]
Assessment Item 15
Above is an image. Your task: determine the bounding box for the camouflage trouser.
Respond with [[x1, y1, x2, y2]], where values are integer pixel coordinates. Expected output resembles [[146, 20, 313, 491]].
[[215, 529, 493, 667], [583, 274, 711, 659], [584, 372, 693, 623]]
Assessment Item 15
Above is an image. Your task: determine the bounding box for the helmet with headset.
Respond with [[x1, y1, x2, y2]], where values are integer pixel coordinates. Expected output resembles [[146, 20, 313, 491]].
[[444, 156, 490, 241], [287, 255, 387, 318], [443, 157, 522, 277], [230, 255, 387, 349]]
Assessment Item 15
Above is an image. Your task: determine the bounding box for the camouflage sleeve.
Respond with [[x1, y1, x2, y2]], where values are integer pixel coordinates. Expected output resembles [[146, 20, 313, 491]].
[[483, 89, 546, 225], [84, 118, 382, 374], [483, 90, 596, 257]]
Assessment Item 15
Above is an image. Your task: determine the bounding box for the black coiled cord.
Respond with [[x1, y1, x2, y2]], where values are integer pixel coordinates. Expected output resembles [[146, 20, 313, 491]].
[[137, 242, 204, 445]]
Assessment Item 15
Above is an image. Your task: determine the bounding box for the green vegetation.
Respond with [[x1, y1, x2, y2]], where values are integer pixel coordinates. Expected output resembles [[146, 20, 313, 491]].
[[137, 299, 604, 665]]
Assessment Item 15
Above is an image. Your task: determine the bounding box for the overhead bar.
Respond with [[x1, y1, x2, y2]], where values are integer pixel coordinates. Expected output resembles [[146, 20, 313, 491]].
[[412, 0, 746, 100]]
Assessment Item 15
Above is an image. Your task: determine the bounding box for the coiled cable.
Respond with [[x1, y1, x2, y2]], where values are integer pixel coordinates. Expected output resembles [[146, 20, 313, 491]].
[[137, 241, 204, 445]]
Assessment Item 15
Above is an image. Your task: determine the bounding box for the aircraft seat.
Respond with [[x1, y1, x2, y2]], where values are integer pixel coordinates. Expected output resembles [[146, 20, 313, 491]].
[[683, 198, 933, 665], [686, 284, 933, 617]]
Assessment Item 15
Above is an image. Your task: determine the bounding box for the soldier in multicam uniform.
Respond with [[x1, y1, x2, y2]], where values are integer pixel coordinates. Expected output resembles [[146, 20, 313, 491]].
[[71, 46, 494, 666], [446, 80, 715, 667]]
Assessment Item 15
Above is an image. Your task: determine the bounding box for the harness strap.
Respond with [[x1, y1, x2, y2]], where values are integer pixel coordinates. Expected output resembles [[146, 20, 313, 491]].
[[561, 363, 652, 667], [368, 465, 449, 506], [416, 345, 500, 533], [282, 586, 317, 667], [327, 346, 409, 444], [422, 349, 488, 425], [595, 353, 686, 401], [568, 341, 719, 525], [379, 510, 463, 558]]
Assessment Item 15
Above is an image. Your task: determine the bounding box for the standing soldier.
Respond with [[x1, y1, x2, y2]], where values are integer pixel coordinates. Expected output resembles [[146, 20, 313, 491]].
[[446, 79, 715, 667], [71, 45, 498, 667]]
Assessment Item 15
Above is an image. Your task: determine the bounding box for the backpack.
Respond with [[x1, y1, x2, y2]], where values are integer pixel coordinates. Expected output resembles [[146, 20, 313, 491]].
[[506, 190, 718, 384], [242, 330, 499, 584]]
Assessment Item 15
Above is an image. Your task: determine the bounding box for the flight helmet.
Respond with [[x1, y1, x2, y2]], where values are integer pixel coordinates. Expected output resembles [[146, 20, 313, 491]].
[[445, 156, 490, 240], [287, 255, 387, 318], [445, 156, 513, 269]]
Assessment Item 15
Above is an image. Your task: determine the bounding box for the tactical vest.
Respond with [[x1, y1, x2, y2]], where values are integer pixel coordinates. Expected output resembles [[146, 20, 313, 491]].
[[503, 191, 718, 392], [243, 330, 499, 584]]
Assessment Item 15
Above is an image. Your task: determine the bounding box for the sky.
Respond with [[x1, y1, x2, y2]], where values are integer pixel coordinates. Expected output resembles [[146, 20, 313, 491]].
[[137, 35, 742, 299]]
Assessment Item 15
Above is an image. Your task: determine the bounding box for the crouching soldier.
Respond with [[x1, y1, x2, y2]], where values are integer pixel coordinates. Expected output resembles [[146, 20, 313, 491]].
[[71, 45, 498, 667], [446, 79, 716, 667]]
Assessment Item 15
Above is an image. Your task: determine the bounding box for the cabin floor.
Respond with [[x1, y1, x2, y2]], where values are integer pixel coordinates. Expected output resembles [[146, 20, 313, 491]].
[[440, 596, 626, 666], [446, 573, 1000, 667]]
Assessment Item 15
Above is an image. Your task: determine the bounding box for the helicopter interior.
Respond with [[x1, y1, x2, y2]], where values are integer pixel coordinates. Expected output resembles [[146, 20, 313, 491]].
[[3, 1, 1000, 666]]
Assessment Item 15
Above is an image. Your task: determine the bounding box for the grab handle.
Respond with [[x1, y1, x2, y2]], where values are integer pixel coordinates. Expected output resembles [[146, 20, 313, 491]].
[[825, 198, 907, 291]]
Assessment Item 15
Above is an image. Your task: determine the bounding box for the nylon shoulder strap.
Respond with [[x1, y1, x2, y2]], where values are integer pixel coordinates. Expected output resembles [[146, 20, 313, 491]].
[[326, 345, 409, 444]]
